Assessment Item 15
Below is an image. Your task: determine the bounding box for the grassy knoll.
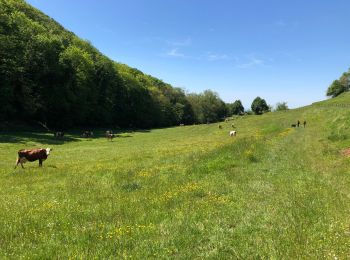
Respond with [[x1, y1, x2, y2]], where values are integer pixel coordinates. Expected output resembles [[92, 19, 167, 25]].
[[1, 94, 350, 258]]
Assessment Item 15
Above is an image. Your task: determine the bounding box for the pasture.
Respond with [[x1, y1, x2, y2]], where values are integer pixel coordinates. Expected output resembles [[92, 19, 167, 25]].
[[1, 94, 350, 258]]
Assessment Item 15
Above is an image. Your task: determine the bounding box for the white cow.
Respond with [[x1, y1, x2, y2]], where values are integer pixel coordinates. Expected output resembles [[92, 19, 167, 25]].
[[229, 130, 236, 137]]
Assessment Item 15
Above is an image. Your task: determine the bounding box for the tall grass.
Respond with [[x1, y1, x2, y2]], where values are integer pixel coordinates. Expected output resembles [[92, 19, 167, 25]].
[[1, 93, 350, 258]]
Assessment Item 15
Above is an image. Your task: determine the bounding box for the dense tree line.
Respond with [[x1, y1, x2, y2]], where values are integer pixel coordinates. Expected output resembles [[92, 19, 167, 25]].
[[0, 0, 197, 129], [0, 0, 274, 130]]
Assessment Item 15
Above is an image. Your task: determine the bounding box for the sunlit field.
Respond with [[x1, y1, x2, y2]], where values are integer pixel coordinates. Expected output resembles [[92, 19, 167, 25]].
[[1, 93, 350, 258]]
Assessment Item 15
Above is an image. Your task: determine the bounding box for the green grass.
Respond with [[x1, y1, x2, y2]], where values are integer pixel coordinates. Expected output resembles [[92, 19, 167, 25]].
[[1, 94, 350, 259]]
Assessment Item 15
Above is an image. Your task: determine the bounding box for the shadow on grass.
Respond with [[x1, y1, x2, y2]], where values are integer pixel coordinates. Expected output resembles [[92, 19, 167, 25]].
[[114, 128, 151, 134], [115, 134, 133, 138], [0, 128, 153, 144], [0, 132, 80, 145]]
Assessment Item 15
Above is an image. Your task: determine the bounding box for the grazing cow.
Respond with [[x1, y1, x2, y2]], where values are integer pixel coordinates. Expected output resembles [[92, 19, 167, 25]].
[[106, 133, 115, 141], [231, 123, 235, 128], [106, 130, 115, 141], [15, 148, 52, 169], [291, 124, 296, 127], [82, 131, 93, 138], [297, 120, 300, 127], [219, 125, 222, 129], [179, 123, 184, 126], [54, 131, 64, 138], [303, 120, 306, 128], [229, 130, 236, 137]]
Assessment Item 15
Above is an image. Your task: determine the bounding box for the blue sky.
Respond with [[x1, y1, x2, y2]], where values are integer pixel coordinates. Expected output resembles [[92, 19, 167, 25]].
[[26, 0, 350, 108]]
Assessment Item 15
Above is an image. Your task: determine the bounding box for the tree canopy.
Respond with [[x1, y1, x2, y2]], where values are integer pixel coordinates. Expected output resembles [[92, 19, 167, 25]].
[[326, 70, 350, 98], [251, 97, 269, 115], [229, 100, 244, 115], [275, 102, 288, 111], [187, 90, 226, 124]]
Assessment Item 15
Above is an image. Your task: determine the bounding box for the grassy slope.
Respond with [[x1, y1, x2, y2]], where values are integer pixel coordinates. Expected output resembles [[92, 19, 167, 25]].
[[1, 93, 350, 258]]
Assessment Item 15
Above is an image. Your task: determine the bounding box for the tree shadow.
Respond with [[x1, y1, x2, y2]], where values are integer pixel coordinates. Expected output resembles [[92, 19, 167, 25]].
[[115, 134, 133, 138], [0, 128, 154, 145], [114, 128, 151, 134], [0, 132, 80, 145]]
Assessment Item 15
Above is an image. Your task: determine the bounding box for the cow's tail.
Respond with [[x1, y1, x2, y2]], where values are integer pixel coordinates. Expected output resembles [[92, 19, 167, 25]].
[[14, 156, 20, 169], [15, 150, 23, 169]]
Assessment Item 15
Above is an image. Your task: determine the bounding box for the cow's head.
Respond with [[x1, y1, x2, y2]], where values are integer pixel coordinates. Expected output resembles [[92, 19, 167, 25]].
[[46, 148, 52, 155]]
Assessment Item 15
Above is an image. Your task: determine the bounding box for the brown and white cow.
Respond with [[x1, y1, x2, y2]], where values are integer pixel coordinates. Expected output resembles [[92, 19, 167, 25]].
[[229, 130, 237, 137], [15, 148, 52, 169]]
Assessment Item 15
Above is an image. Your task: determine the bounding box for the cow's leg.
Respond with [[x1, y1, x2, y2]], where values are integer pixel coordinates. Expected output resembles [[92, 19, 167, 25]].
[[39, 159, 43, 167], [15, 157, 25, 169], [14, 158, 20, 169]]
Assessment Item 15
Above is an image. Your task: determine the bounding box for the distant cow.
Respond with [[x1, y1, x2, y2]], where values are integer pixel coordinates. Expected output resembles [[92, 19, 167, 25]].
[[82, 131, 93, 138], [219, 125, 222, 129], [106, 133, 115, 141], [291, 124, 296, 128], [231, 123, 235, 128], [106, 130, 115, 141], [179, 123, 184, 126], [15, 148, 52, 169], [229, 130, 236, 137], [54, 131, 64, 138]]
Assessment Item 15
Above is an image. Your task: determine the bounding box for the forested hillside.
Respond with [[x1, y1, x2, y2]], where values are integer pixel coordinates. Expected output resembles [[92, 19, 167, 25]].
[[0, 0, 230, 129]]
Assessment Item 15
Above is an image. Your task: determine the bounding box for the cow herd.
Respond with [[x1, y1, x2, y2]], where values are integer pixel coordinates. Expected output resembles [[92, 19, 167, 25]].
[[53, 130, 116, 140], [218, 122, 237, 137], [14, 117, 308, 169]]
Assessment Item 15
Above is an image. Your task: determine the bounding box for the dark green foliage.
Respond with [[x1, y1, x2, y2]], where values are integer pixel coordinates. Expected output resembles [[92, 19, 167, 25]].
[[326, 79, 348, 98], [326, 70, 350, 98], [187, 90, 226, 124], [229, 100, 244, 115], [251, 97, 269, 115], [0, 0, 203, 128]]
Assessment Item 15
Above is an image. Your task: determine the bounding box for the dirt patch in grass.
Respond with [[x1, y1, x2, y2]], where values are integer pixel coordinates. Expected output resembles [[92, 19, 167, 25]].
[[341, 148, 350, 157]]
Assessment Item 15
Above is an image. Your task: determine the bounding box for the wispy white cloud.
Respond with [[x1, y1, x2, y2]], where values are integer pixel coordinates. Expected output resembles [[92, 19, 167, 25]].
[[164, 48, 186, 58], [167, 37, 192, 47], [236, 55, 265, 69], [160, 37, 193, 59], [206, 52, 231, 61], [162, 37, 192, 58]]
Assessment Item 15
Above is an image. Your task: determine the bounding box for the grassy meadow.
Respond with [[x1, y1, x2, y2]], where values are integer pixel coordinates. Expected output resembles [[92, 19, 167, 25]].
[[1, 94, 350, 259]]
